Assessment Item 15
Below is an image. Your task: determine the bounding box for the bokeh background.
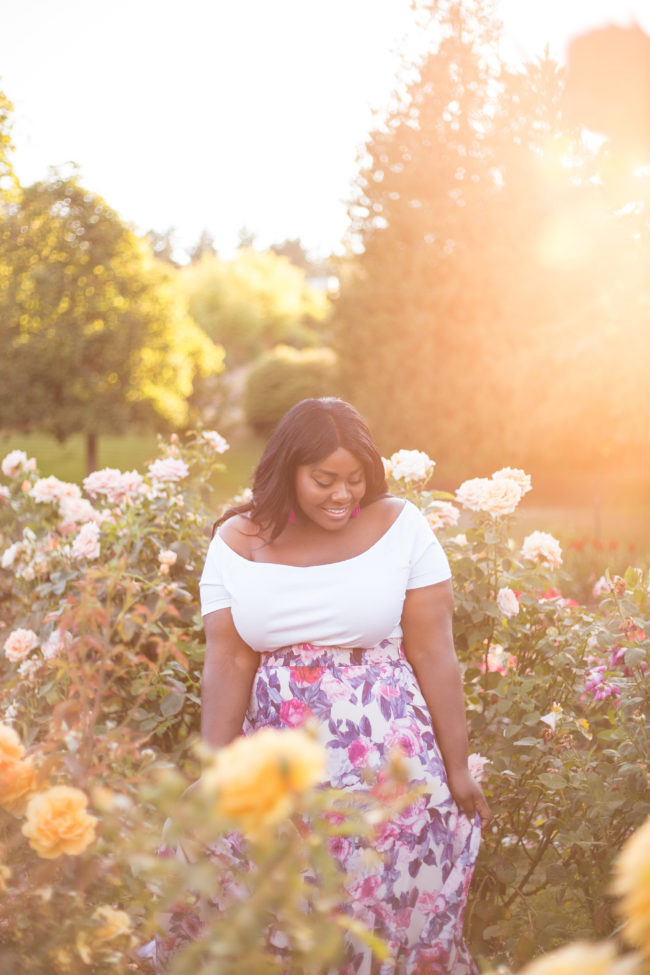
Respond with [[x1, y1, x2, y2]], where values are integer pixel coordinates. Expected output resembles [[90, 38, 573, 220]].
[[1, 0, 649, 550]]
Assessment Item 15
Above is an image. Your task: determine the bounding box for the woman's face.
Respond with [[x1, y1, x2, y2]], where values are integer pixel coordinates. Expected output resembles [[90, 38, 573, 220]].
[[294, 447, 366, 532]]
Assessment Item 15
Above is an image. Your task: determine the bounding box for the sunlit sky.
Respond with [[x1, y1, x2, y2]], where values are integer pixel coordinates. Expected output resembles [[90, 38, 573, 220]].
[[1, 0, 649, 261]]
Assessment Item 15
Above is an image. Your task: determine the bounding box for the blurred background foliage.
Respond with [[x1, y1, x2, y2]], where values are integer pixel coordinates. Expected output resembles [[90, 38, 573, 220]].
[[0, 0, 649, 539]]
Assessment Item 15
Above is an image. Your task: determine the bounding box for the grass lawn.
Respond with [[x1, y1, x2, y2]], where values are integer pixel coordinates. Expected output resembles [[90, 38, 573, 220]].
[[0, 428, 266, 503], [2, 428, 647, 554]]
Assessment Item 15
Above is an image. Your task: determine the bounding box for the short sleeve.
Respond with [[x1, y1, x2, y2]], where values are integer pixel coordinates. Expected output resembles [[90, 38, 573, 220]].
[[406, 503, 452, 589], [199, 536, 233, 615]]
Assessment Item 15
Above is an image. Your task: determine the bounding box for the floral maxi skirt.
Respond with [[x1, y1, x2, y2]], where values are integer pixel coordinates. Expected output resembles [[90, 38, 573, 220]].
[[243, 638, 480, 975]]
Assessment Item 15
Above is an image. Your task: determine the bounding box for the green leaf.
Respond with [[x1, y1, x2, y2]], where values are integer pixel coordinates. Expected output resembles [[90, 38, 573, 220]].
[[538, 773, 568, 790], [160, 691, 185, 717]]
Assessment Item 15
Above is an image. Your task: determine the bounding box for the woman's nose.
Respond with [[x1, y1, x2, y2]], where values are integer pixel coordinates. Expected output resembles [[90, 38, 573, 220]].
[[331, 481, 352, 501]]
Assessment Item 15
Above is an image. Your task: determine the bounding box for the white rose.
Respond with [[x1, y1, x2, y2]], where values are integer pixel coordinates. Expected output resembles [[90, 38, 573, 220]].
[[202, 431, 229, 453], [1, 542, 20, 569], [479, 478, 522, 516], [455, 477, 489, 511], [492, 467, 532, 496], [521, 531, 562, 569], [497, 587, 520, 618], [30, 476, 81, 504], [388, 449, 435, 483], [1, 449, 34, 477]]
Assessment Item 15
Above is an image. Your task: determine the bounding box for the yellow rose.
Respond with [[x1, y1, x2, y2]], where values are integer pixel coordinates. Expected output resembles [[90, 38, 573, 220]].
[[519, 941, 617, 975], [0, 722, 39, 814], [201, 727, 326, 837], [0, 754, 38, 813], [0, 722, 24, 761], [92, 905, 132, 942], [612, 815, 650, 956], [22, 785, 98, 859]]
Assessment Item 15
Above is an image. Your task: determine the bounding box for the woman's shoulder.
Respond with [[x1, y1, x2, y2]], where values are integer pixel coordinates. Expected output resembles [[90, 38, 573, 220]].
[[361, 495, 407, 538], [216, 514, 263, 560]]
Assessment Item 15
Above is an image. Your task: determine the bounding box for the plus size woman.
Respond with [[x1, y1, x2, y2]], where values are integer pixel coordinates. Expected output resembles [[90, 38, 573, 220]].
[[160, 397, 490, 974]]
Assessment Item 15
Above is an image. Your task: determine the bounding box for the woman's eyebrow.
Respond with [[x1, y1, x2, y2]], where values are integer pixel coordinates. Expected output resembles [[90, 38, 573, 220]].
[[312, 465, 363, 476]]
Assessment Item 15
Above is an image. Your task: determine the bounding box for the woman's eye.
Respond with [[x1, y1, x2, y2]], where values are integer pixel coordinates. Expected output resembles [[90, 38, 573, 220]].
[[314, 480, 333, 488]]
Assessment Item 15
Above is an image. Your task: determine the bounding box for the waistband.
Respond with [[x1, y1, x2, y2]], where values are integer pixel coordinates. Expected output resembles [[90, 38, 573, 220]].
[[258, 638, 405, 668]]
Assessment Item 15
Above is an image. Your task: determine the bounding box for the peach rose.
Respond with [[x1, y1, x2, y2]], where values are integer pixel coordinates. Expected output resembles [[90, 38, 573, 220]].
[[519, 941, 617, 975], [479, 478, 522, 516], [492, 467, 532, 496], [0, 722, 24, 761], [612, 814, 650, 956], [0, 755, 38, 813], [455, 477, 490, 511], [0, 727, 38, 812], [71, 522, 100, 561], [425, 501, 460, 531], [22, 785, 98, 858], [521, 531, 563, 569], [201, 727, 326, 838], [3, 628, 39, 662]]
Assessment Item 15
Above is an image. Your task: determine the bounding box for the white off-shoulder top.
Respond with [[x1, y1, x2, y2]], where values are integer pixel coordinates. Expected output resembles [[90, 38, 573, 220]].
[[199, 499, 451, 653]]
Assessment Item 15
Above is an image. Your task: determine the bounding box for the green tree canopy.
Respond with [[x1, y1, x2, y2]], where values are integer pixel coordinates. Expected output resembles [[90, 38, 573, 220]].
[[179, 248, 330, 365], [0, 173, 224, 471]]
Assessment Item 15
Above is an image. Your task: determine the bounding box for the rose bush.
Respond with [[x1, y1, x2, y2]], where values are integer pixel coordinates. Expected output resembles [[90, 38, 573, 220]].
[[0, 439, 648, 972], [384, 457, 650, 969]]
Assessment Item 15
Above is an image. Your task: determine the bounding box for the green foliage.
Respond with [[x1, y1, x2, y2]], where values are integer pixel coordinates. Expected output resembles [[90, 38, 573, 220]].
[[179, 249, 330, 366], [243, 345, 340, 433], [1, 441, 649, 972], [0, 173, 224, 450], [0, 86, 17, 204], [385, 463, 650, 969], [0, 436, 412, 972]]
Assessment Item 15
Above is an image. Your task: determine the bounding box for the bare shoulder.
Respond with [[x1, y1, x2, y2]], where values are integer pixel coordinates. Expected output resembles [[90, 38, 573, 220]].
[[217, 514, 263, 559], [363, 495, 406, 531]]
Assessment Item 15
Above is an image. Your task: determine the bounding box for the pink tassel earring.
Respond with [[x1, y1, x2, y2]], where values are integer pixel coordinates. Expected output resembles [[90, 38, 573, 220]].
[[352, 503, 361, 518], [288, 507, 297, 523]]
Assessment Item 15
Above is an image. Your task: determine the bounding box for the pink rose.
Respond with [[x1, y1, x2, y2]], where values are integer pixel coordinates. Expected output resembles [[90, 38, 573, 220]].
[[496, 587, 519, 618], [468, 752, 489, 782], [278, 699, 312, 727], [348, 737, 374, 767], [4, 628, 39, 662], [71, 522, 101, 561], [147, 458, 189, 484], [385, 719, 422, 757]]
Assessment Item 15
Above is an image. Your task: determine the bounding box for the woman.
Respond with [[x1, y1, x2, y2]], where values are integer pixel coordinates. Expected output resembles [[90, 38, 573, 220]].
[[174, 397, 489, 973]]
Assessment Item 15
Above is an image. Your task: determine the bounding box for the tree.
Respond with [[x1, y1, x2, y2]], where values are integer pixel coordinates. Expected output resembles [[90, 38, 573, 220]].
[[0, 173, 224, 472], [332, 0, 650, 487], [0, 86, 17, 203], [179, 249, 331, 366], [187, 228, 218, 264], [145, 227, 179, 266]]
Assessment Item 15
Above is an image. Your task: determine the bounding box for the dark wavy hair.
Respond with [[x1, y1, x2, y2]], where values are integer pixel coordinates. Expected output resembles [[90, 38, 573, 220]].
[[213, 398, 388, 540]]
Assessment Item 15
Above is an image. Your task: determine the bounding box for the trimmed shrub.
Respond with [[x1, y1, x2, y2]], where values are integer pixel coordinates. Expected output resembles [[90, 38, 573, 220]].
[[243, 344, 339, 433]]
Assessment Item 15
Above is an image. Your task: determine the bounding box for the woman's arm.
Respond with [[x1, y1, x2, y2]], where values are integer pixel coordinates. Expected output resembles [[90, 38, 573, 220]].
[[201, 607, 260, 748], [401, 580, 491, 825]]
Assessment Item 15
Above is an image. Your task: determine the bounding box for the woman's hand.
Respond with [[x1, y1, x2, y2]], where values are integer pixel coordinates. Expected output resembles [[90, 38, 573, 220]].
[[447, 766, 492, 826]]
